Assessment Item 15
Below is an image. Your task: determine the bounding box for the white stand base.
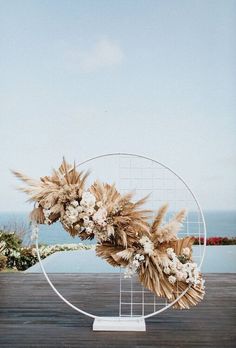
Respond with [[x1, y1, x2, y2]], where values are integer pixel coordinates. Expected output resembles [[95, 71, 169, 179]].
[[93, 317, 146, 332]]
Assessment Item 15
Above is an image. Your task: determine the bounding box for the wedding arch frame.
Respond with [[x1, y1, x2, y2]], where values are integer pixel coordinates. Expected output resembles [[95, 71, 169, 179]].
[[35, 153, 206, 331]]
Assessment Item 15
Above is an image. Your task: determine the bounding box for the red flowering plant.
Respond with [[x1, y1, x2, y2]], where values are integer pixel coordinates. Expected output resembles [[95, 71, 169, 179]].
[[194, 237, 236, 246]]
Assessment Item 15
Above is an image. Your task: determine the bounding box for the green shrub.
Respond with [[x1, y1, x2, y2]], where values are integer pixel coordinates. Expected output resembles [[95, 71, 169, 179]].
[[0, 231, 22, 251], [0, 254, 7, 271], [15, 247, 38, 271], [0, 231, 23, 269], [0, 230, 94, 271]]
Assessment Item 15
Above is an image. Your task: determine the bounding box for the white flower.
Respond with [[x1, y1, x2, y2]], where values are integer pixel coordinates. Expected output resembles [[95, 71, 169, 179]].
[[139, 236, 154, 256], [11, 250, 20, 258], [124, 255, 141, 278], [67, 205, 77, 213], [85, 227, 93, 234], [170, 263, 177, 272], [43, 208, 51, 218], [144, 243, 154, 255], [163, 267, 171, 275], [86, 207, 95, 216], [31, 223, 39, 241], [68, 212, 78, 220], [68, 214, 78, 224], [133, 259, 140, 267], [124, 270, 133, 278], [71, 200, 79, 207], [83, 216, 90, 223], [175, 271, 184, 281], [93, 207, 107, 226], [134, 253, 145, 262], [182, 247, 190, 257], [139, 236, 149, 244], [31, 248, 37, 257], [168, 275, 176, 284], [43, 208, 52, 224], [79, 212, 86, 219], [77, 205, 83, 213], [185, 262, 193, 270], [80, 192, 96, 208], [167, 248, 174, 258]]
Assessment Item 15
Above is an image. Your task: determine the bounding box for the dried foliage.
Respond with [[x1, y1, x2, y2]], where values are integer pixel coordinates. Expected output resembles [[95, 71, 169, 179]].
[[12, 158, 89, 226], [151, 204, 187, 245], [13, 158, 205, 310], [138, 237, 205, 309], [90, 181, 150, 248]]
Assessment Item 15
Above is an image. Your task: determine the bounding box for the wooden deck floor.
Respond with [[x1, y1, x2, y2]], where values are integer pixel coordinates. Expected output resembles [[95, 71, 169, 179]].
[[0, 273, 235, 347]]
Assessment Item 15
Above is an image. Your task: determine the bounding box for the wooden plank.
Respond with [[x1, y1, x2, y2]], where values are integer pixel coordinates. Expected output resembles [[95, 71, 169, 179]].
[[0, 273, 235, 347]]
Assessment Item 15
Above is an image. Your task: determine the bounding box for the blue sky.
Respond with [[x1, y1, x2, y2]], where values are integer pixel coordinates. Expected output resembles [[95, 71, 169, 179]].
[[0, 0, 235, 211]]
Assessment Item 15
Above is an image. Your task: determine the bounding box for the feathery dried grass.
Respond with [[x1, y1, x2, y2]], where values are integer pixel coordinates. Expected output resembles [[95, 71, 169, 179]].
[[151, 207, 187, 245], [12, 158, 89, 225], [13, 159, 205, 309], [150, 203, 168, 234]]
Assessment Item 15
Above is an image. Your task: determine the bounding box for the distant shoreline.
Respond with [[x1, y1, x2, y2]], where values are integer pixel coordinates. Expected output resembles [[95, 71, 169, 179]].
[[0, 211, 235, 245]]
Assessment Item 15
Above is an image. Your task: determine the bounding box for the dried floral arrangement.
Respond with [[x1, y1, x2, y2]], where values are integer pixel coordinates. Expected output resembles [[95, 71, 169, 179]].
[[13, 158, 205, 309]]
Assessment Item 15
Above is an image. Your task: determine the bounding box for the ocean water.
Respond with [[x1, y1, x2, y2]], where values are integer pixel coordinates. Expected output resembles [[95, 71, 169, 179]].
[[0, 210, 235, 245]]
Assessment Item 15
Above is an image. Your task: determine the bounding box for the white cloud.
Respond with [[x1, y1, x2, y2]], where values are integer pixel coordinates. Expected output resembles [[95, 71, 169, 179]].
[[66, 39, 124, 73]]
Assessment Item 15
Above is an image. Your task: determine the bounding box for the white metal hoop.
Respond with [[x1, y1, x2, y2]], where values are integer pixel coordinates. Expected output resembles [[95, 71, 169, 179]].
[[35, 152, 206, 321]]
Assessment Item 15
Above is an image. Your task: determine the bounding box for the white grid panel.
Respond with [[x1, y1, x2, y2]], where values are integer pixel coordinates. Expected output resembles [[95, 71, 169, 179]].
[[117, 155, 204, 317]]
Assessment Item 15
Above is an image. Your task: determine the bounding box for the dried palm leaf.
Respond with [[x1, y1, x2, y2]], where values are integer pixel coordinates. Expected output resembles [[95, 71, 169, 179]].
[[138, 256, 204, 309], [138, 235, 205, 309], [96, 243, 128, 267], [170, 236, 195, 255], [171, 279, 205, 309], [115, 247, 134, 261], [90, 181, 151, 248]]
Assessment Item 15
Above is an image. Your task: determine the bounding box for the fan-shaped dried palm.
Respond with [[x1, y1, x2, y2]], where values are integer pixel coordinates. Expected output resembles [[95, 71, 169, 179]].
[[90, 181, 151, 248], [96, 243, 129, 267], [138, 236, 205, 309], [114, 247, 134, 261]]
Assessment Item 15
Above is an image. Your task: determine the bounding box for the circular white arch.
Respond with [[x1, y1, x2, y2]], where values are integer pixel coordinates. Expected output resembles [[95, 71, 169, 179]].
[[35, 153, 206, 320]]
